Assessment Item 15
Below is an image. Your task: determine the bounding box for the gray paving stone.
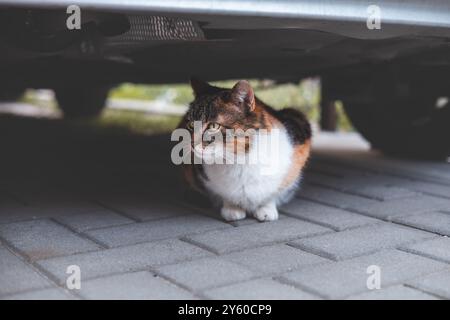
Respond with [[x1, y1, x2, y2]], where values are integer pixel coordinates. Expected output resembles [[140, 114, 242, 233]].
[[309, 167, 450, 201], [2, 288, 76, 300], [0, 204, 42, 224], [3, 130, 449, 300], [54, 211, 133, 232], [319, 151, 450, 184], [0, 219, 100, 261], [31, 201, 113, 217], [401, 237, 450, 263], [185, 217, 331, 254], [347, 285, 439, 300], [299, 184, 379, 212], [345, 185, 418, 201], [281, 198, 380, 231], [279, 249, 447, 299], [0, 247, 51, 296], [36, 239, 212, 284], [291, 223, 434, 261], [155, 257, 256, 291], [85, 214, 230, 247], [393, 211, 450, 236], [308, 161, 362, 178], [227, 218, 260, 227], [99, 196, 196, 221], [398, 180, 450, 199], [355, 196, 450, 220], [204, 279, 319, 300], [307, 172, 418, 201], [408, 270, 450, 299], [79, 271, 197, 299], [222, 244, 328, 275]]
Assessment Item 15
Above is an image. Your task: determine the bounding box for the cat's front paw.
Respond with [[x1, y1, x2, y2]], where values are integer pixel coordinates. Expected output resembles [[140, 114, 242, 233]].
[[254, 202, 279, 222], [221, 205, 246, 221]]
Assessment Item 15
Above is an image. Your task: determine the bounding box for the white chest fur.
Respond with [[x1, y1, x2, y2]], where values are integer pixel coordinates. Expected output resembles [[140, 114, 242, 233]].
[[201, 127, 294, 211]]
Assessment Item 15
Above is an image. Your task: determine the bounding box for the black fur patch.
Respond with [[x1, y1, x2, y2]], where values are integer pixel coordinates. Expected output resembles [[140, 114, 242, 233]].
[[276, 108, 312, 145]]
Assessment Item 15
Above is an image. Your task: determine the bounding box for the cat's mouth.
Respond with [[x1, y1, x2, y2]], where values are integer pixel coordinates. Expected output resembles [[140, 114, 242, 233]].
[[192, 142, 251, 164], [193, 142, 234, 163], [192, 143, 216, 159]]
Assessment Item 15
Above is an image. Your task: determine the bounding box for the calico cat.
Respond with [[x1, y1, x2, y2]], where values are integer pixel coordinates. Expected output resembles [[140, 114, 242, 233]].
[[179, 78, 312, 222]]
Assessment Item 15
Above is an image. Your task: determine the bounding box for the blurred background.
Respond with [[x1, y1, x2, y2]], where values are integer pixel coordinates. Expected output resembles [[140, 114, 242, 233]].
[[0, 79, 353, 136]]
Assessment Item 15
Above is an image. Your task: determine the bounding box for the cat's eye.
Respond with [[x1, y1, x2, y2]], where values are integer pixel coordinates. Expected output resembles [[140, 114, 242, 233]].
[[207, 122, 222, 133], [187, 121, 194, 130]]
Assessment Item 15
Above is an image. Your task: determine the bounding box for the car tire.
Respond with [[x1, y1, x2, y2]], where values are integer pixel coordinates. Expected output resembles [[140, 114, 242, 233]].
[[343, 91, 450, 159], [55, 86, 110, 118]]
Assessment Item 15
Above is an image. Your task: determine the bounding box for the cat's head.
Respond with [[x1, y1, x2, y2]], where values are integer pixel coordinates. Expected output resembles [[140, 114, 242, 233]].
[[182, 78, 267, 162], [185, 77, 263, 130]]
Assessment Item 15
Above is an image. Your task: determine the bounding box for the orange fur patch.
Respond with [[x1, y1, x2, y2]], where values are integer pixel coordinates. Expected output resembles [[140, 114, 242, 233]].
[[183, 164, 199, 191], [280, 139, 311, 189]]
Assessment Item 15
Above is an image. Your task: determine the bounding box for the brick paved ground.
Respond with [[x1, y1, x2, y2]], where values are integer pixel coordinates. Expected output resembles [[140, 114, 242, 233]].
[[0, 115, 449, 300]]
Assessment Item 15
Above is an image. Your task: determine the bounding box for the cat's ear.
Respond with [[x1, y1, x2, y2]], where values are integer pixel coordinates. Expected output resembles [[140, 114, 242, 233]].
[[190, 77, 213, 97], [230, 80, 255, 112]]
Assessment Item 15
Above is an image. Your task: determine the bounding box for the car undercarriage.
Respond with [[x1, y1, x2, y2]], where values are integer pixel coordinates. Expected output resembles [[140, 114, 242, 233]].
[[0, 0, 449, 157]]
